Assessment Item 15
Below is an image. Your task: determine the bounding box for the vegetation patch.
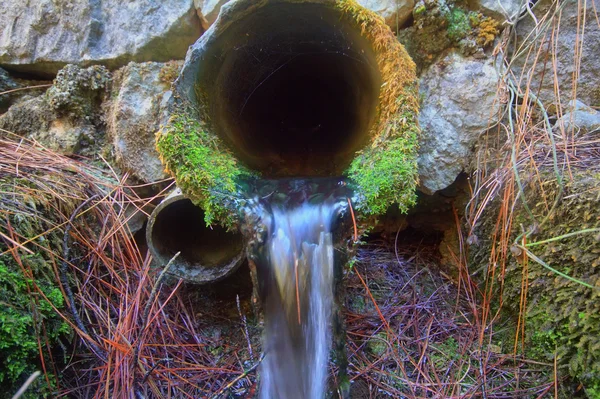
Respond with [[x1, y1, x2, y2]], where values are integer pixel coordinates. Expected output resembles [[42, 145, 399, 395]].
[[0, 174, 75, 397]]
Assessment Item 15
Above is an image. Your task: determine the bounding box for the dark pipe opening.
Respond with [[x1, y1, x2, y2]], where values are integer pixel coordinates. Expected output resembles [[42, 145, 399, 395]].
[[149, 198, 245, 279], [199, 3, 381, 176]]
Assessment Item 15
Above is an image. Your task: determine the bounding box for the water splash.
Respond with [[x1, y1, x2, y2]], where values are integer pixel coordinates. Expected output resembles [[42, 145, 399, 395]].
[[255, 200, 341, 399]]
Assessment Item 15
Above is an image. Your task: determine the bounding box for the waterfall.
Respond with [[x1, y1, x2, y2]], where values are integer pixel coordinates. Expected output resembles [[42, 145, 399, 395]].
[[255, 199, 340, 399]]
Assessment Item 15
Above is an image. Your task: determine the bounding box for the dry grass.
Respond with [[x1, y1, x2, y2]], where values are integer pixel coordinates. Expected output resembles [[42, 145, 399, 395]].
[[0, 135, 259, 398], [340, 233, 558, 399]]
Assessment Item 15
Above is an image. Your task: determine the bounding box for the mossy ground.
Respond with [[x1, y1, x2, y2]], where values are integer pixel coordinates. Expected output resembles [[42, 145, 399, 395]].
[[0, 176, 74, 398], [470, 169, 600, 395]]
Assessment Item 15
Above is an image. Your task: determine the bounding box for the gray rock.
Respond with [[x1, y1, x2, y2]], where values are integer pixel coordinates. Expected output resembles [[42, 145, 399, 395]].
[[47, 64, 111, 122], [105, 62, 181, 183], [0, 67, 21, 112], [0, 67, 51, 113], [0, 0, 202, 77], [195, 0, 414, 30], [356, 0, 415, 29], [511, 0, 600, 108], [478, 0, 522, 22], [418, 52, 501, 194], [555, 100, 600, 136], [0, 65, 109, 155], [0, 95, 96, 155], [194, 0, 231, 28]]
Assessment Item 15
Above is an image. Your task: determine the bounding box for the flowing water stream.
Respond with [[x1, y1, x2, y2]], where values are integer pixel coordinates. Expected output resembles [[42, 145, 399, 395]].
[[246, 179, 349, 399]]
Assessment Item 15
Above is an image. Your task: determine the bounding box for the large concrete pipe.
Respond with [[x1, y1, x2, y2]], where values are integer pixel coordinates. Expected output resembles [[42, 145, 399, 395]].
[[156, 0, 419, 227], [146, 189, 246, 283]]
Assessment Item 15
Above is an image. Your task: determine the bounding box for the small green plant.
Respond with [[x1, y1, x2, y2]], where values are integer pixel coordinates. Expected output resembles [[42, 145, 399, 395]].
[[447, 8, 471, 42]]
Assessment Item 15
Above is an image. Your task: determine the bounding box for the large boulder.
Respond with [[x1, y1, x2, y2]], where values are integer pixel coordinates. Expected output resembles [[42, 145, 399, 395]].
[[417, 51, 501, 194], [511, 0, 600, 108], [0, 0, 202, 77], [105, 62, 181, 183]]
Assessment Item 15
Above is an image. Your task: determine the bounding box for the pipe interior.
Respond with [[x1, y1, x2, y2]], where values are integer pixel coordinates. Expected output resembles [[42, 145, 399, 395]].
[[200, 3, 381, 176], [151, 199, 244, 268]]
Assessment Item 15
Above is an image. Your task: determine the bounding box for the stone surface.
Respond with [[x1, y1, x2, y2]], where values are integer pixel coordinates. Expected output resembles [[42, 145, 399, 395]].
[[356, 0, 415, 29], [511, 0, 600, 108], [0, 67, 50, 113], [0, 65, 109, 155], [195, 0, 415, 30], [477, 0, 522, 21], [105, 62, 181, 183], [555, 100, 600, 137], [0, 0, 202, 77], [0, 95, 96, 154], [0, 67, 21, 112], [417, 51, 501, 194], [194, 0, 230, 28]]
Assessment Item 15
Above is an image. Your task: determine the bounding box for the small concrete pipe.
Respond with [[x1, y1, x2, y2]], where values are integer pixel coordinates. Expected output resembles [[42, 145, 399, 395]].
[[146, 189, 246, 283]]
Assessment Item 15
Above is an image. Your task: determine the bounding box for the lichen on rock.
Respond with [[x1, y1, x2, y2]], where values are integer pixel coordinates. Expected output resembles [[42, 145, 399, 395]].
[[0, 64, 110, 156]]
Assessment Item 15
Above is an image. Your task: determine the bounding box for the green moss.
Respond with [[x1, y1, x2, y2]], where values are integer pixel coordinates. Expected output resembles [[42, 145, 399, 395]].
[[430, 337, 460, 369], [399, 2, 498, 71], [0, 258, 69, 394], [156, 113, 255, 228], [447, 8, 471, 41], [367, 331, 389, 356], [346, 105, 419, 215], [0, 176, 73, 397]]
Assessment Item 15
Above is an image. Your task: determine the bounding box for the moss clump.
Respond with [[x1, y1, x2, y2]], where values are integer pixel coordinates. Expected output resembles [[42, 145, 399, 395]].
[[367, 331, 389, 356], [475, 17, 499, 47], [447, 8, 471, 42], [336, 0, 420, 216], [156, 113, 255, 228]]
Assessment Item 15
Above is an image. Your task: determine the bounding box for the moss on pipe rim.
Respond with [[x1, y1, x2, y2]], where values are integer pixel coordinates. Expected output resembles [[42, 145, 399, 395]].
[[156, 0, 419, 227]]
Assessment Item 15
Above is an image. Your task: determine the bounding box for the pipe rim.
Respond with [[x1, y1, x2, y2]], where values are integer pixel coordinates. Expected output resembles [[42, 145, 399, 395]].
[[146, 192, 247, 284]]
